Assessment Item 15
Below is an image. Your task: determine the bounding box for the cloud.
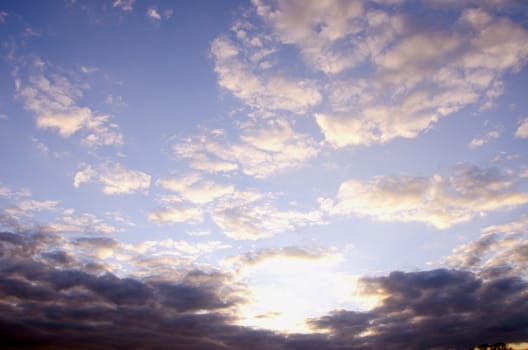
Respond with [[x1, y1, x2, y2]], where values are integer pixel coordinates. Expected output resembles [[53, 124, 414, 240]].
[[447, 214, 528, 277], [224, 246, 341, 268], [157, 174, 234, 204], [17, 68, 123, 147], [173, 118, 319, 178], [211, 192, 324, 240], [1, 228, 528, 348], [43, 213, 120, 235], [0, 11, 8, 24], [323, 164, 528, 229], [211, 2, 528, 148], [310, 268, 528, 349], [148, 206, 203, 225], [469, 130, 501, 149], [73, 162, 151, 195], [4, 199, 59, 218], [80, 66, 98, 74], [211, 36, 322, 113], [515, 118, 528, 138], [113, 0, 134, 12], [146, 8, 161, 20]]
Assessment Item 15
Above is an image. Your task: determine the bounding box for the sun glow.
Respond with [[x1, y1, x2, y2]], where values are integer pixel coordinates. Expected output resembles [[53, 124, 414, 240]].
[[232, 256, 380, 333]]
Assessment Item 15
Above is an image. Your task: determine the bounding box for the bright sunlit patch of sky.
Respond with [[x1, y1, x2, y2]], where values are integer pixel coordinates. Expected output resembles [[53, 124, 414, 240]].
[[1, 0, 528, 340]]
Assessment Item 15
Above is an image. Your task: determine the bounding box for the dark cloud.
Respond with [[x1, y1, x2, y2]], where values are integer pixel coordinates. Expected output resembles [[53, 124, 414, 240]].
[[1, 230, 527, 349], [311, 269, 528, 349]]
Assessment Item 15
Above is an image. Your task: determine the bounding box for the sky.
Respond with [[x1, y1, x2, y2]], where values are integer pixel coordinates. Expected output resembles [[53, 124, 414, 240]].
[[1, 0, 528, 349]]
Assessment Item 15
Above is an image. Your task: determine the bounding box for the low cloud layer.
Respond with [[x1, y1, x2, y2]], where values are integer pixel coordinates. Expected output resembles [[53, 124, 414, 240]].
[[1, 227, 527, 349]]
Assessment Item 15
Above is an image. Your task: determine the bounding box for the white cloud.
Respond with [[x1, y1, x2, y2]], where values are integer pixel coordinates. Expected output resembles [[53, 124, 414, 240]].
[[147, 8, 161, 20], [447, 214, 528, 277], [211, 36, 322, 113], [157, 174, 234, 204], [212, 193, 324, 240], [324, 164, 528, 229], [469, 130, 500, 149], [148, 206, 203, 225], [515, 118, 528, 138], [5, 199, 59, 217], [80, 66, 98, 74], [18, 70, 123, 147], [44, 213, 119, 234], [173, 118, 319, 178], [113, 0, 134, 11], [0, 114, 7, 120], [222, 2, 528, 147], [74, 162, 151, 195]]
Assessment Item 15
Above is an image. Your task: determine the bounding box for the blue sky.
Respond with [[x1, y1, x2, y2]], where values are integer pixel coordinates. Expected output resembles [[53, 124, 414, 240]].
[[1, 0, 528, 348]]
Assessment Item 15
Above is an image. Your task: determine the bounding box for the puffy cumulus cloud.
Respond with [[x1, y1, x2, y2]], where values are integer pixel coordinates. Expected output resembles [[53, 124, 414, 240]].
[[447, 214, 528, 278], [515, 118, 528, 138], [211, 36, 321, 113], [17, 68, 123, 147], [173, 118, 319, 179], [73, 162, 151, 195], [323, 164, 528, 229], [309, 269, 528, 349]]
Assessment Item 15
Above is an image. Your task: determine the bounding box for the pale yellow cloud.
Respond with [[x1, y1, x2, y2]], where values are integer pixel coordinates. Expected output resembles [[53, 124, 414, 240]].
[[515, 118, 528, 138], [211, 37, 321, 112], [324, 164, 528, 229], [18, 71, 123, 147], [173, 118, 319, 178], [74, 162, 151, 195], [157, 174, 234, 204]]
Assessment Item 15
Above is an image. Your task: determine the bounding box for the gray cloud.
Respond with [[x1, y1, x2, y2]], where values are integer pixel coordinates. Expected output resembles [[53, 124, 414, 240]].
[[2, 229, 528, 349]]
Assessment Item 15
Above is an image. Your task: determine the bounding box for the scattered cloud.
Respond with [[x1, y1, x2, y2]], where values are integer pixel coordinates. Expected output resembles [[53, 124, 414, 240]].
[[447, 214, 528, 277], [112, 0, 134, 12], [323, 164, 528, 229], [74, 162, 151, 195], [157, 174, 234, 204], [515, 118, 528, 138], [173, 118, 319, 179], [80, 65, 98, 74], [469, 130, 501, 149], [17, 66, 123, 147], [146, 8, 161, 20], [211, 36, 321, 113], [215, 2, 528, 147]]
